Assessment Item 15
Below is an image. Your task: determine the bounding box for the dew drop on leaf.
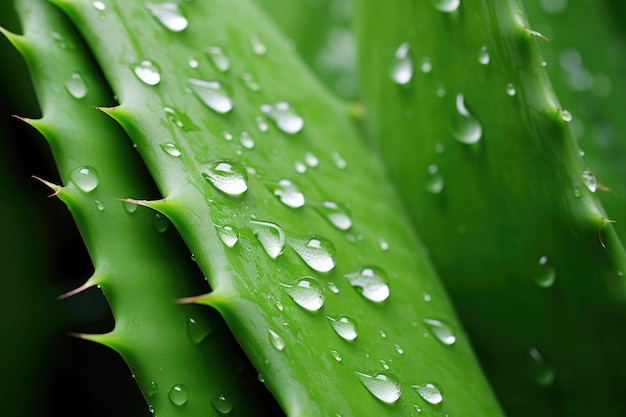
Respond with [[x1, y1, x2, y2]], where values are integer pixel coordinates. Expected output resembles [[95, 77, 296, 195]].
[[92, 0, 106, 11], [187, 316, 212, 344], [123, 200, 138, 214], [420, 56, 433, 74], [145, 2, 188, 32], [327, 281, 340, 294], [560, 109, 572, 122], [241, 72, 261, 91], [202, 160, 248, 196], [147, 381, 159, 397], [344, 266, 390, 302], [152, 213, 170, 233], [331, 151, 347, 169], [327, 315, 358, 341], [211, 393, 234, 414], [282, 276, 325, 311], [288, 236, 337, 272], [217, 224, 239, 248], [478, 45, 490, 65], [431, 0, 460, 12], [239, 131, 255, 149], [205, 46, 230, 72], [133, 60, 161, 85], [391, 42, 413, 85], [413, 382, 443, 405], [313, 201, 352, 230], [535, 256, 556, 288], [269, 179, 305, 208], [355, 371, 401, 404], [260, 102, 304, 134], [164, 106, 198, 131], [452, 93, 482, 144], [304, 152, 319, 167], [70, 166, 99, 192], [64, 73, 88, 99], [505, 83, 517, 96], [422, 318, 456, 345], [581, 170, 597, 192], [168, 384, 188, 406], [249, 35, 267, 55], [268, 329, 285, 351], [330, 349, 343, 362], [94, 200, 104, 211], [189, 79, 233, 114], [249, 220, 286, 259], [528, 347, 555, 386], [160, 143, 181, 157], [426, 164, 445, 194]]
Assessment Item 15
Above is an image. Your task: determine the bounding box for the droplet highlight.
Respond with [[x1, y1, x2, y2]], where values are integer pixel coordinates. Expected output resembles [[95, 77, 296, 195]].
[[145, 2, 188, 32], [431, 0, 460, 13], [187, 316, 212, 344], [206, 46, 230, 72], [268, 329, 285, 351], [161, 143, 181, 157], [478, 45, 490, 65], [355, 372, 401, 404], [249, 35, 267, 55], [344, 266, 390, 302], [288, 236, 337, 272], [313, 201, 352, 230], [217, 225, 239, 248], [536, 256, 556, 288], [529, 347, 555, 386], [426, 164, 444, 194], [202, 160, 248, 196], [582, 170, 597, 192], [282, 276, 325, 311], [211, 393, 234, 414]]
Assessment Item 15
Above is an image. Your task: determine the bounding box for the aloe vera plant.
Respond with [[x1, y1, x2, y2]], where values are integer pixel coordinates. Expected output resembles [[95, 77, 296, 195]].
[[2, 0, 626, 416]]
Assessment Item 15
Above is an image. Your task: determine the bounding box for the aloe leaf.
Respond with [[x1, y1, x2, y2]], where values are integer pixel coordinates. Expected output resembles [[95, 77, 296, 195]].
[[5, 0, 275, 415], [354, 1, 626, 416], [50, 0, 504, 414]]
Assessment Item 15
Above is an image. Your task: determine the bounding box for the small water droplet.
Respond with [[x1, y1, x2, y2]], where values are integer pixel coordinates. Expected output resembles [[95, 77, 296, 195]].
[[394, 344, 404, 355], [423, 293, 432, 302], [241, 72, 261, 91], [238, 131, 255, 150], [249, 220, 285, 259], [452, 93, 482, 144], [391, 42, 413, 85], [304, 152, 319, 167], [275, 300, 284, 311], [160, 143, 181, 157], [536, 256, 556, 288], [189, 79, 233, 113], [51, 31, 75, 50], [505, 83, 517, 96], [187, 56, 199, 68], [327, 315, 358, 341], [330, 349, 343, 362], [294, 160, 307, 174], [260, 102, 303, 134], [145, 2, 188, 32], [355, 371, 401, 404], [152, 213, 170, 233], [327, 281, 340, 294], [123, 200, 138, 214], [70, 166, 99, 192], [164, 106, 198, 131], [92, 0, 106, 11], [431, 0, 460, 12], [426, 164, 445, 194], [313, 201, 352, 230], [380, 330, 387, 338], [205, 46, 230, 72], [478, 45, 490, 65], [344, 266, 390, 302], [211, 393, 233, 414], [379, 238, 390, 251], [216, 225, 239, 248], [413, 382, 443, 405], [282, 276, 325, 311], [420, 56, 433, 74], [268, 329, 285, 351], [94, 200, 104, 211], [380, 360, 390, 370], [147, 381, 159, 397], [255, 116, 269, 133], [64, 73, 88, 99], [202, 160, 248, 196], [187, 316, 212, 344], [529, 347, 555, 386], [168, 384, 188, 406], [573, 188, 582, 198], [269, 179, 305, 208], [133, 60, 161, 86], [288, 236, 337, 272], [249, 35, 267, 55], [582, 170, 597, 192], [560, 109, 572, 122], [422, 318, 456, 345], [331, 152, 347, 169]]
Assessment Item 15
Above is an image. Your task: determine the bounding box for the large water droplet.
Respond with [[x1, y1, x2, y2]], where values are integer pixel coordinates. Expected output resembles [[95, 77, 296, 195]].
[[327, 315, 358, 341], [202, 160, 248, 196], [133, 60, 161, 85], [64, 73, 88, 99], [529, 347, 555, 386], [582, 170, 597, 192], [288, 236, 337, 272], [160, 143, 181, 157], [422, 318, 456, 345], [355, 372, 401, 404], [260, 102, 304, 134], [426, 164, 444, 194], [217, 224, 239, 248], [70, 166, 99, 192], [413, 382, 443, 405], [249, 220, 285, 259], [187, 316, 212, 344], [249, 35, 267, 55], [211, 393, 234, 414], [282, 276, 325, 311], [344, 266, 390, 302], [189, 78, 233, 113], [452, 93, 482, 144], [536, 256, 556, 288], [431, 0, 460, 12], [478, 45, 490, 65], [268, 329, 285, 351], [269, 179, 305, 208], [391, 42, 413, 85], [145, 2, 188, 32], [313, 201, 352, 230], [168, 384, 188, 406], [206, 46, 230, 72]]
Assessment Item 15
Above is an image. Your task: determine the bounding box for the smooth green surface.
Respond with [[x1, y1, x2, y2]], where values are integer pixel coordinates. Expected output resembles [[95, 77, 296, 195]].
[[354, 1, 626, 416], [53, 0, 505, 415]]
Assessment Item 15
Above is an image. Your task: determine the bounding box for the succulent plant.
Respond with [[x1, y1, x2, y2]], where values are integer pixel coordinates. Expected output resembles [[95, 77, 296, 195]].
[[1, 0, 625, 416]]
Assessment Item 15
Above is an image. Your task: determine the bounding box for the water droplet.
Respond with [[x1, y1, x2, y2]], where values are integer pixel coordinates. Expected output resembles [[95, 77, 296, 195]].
[[294, 160, 307, 174], [420, 56, 433, 74], [249, 35, 267, 55], [187, 316, 212, 344], [413, 382, 443, 405], [94, 200, 104, 211], [452, 93, 482, 144], [355, 371, 401, 404], [164, 106, 198, 131], [327, 281, 340, 294], [431, 0, 460, 12], [211, 393, 233, 414], [275, 300, 284, 311], [288, 236, 337, 272], [505, 83, 517, 96], [255, 116, 269, 133], [313, 201, 352, 230], [268, 329, 285, 351], [241, 72, 260, 91], [282, 276, 325, 311], [560, 109, 572, 122], [133, 60, 161, 85], [331, 152, 347, 169], [147, 381, 159, 397], [152, 213, 170, 233], [426, 164, 445, 194], [168, 384, 188, 406], [422, 318, 456, 345], [160, 143, 181, 157], [379, 238, 390, 251], [573, 187, 582, 198], [391, 42, 413, 85], [394, 344, 404, 355], [222, 131, 233, 141], [478, 45, 490, 65], [123, 201, 138, 214], [249, 220, 285, 259], [304, 152, 319, 167], [217, 225, 239, 248], [146, 2, 188, 32], [536, 256, 556, 288], [330, 349, 343, 362], [260, 102, 303, 134], [202, 160, 248, 196], [92, 0, 106, 11], [239, 131, 255, 149], [269, 179, 305, 208], [344, 266, 390, 302], [529, 347, 555, 386], [423, 293, 432, 302], [205, 46, 230, 72], [64, 73, 88, 99], [327, 315, 358, 341], [187, 56, 199, 68], [51, 31, 75, 50], [380, 360, 390, 370], [189, 79, 233, 113], [582, 170, 597, 192], [70, 166, 99, 192]]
